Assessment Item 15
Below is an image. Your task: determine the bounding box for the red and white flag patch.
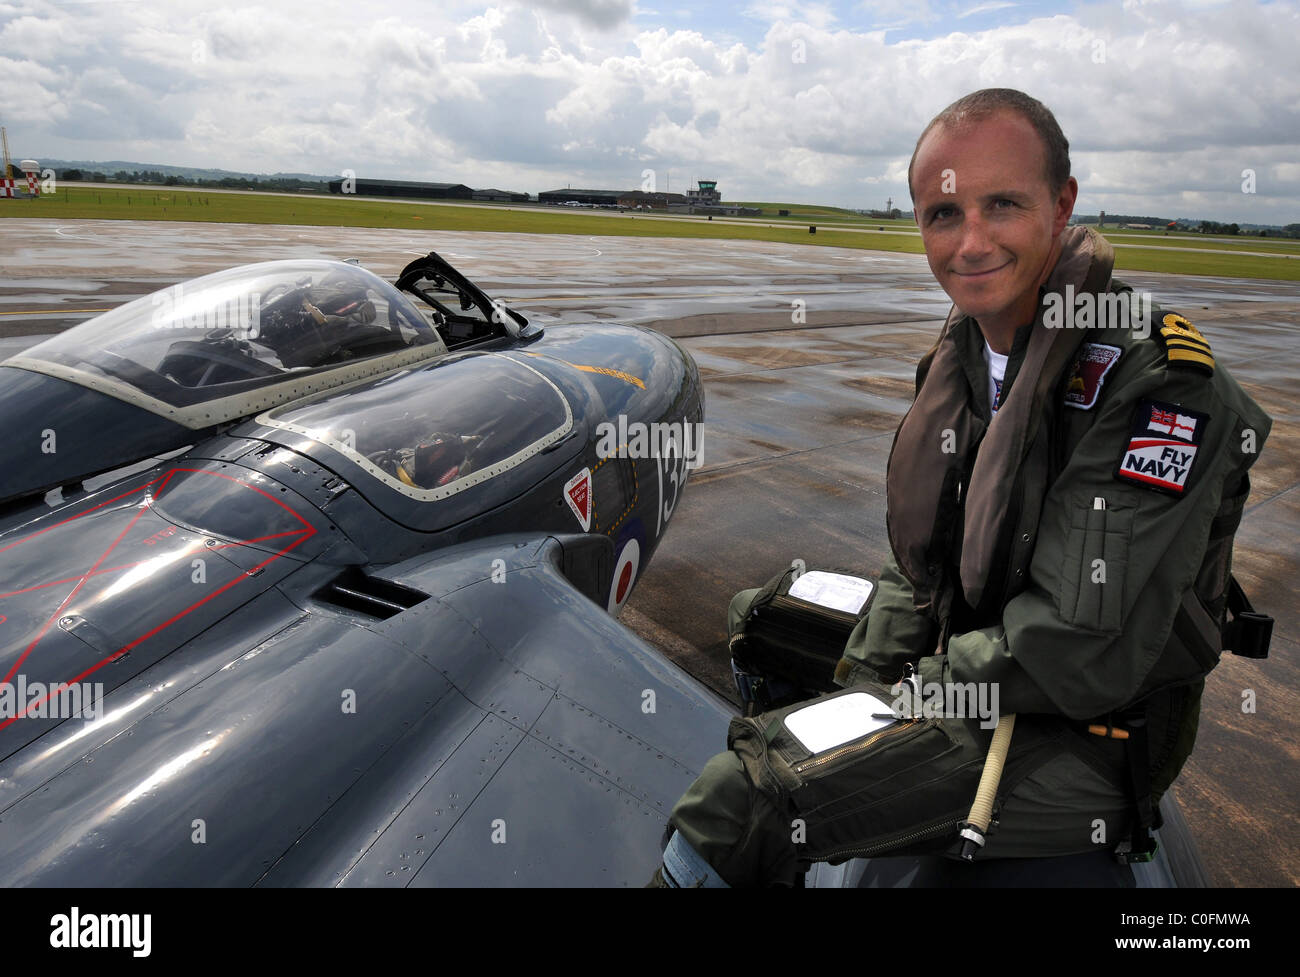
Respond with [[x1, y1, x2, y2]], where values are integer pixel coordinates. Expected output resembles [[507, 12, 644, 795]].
[[564, 467, 592, 530], [1146, 405, 1199, 440], [1115, 398, 1209, 496], [1064, 343, 1122, 411]]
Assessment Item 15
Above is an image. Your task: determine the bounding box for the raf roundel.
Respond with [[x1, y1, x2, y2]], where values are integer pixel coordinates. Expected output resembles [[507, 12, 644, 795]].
[[608, 538, 641, 616]]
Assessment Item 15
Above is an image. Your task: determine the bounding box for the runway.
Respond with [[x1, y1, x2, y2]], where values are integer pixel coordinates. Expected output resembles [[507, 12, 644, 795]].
[[1, 217, 1297, 886]]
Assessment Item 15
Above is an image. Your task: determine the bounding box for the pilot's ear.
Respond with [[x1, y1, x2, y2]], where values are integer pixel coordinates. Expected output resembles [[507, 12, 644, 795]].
[[1053, 177, 1079, 236]]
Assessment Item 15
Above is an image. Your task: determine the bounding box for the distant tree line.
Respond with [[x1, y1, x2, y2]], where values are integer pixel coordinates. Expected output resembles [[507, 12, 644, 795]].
[[54, 168, 330, 192], [1075, 214, 1168, 226], [1194, 220, 1300, 238], [1076, 212, 1300, 238]]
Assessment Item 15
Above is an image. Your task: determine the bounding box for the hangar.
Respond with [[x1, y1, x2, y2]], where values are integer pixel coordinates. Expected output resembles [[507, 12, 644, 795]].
[[327, 179, 473, 200], [472, 188, 530, 202], [538, 188, 623, 207]]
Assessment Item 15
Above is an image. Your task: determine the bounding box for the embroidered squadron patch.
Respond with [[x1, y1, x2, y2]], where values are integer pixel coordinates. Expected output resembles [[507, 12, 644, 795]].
[[1064, 343, 1122, 410], [1115, 398, 1209, 496]]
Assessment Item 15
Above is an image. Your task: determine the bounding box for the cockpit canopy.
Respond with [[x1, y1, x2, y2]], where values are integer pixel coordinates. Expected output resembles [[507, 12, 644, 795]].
[[6, 260, 448, 428], [256, 352, 574, 502]]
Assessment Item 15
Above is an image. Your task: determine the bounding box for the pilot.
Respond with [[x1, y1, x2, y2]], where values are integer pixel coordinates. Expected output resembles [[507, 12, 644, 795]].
[[257, 270, 379, 369], [652, 89, 1272, 886]]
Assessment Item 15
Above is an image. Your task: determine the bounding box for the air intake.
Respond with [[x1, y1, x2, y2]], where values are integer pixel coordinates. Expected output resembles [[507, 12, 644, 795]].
[[314, 568, 429, 619]]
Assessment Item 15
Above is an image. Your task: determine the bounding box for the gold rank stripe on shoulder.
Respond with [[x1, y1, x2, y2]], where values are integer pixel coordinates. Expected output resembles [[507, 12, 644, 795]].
[[1159, 313, 1215, 375]]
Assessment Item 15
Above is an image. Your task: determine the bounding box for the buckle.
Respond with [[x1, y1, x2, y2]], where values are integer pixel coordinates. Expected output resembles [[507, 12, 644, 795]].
[[730, 659, 762, 706], [1114, 837, 1159, 864], [1226, 611, 1273, 659]]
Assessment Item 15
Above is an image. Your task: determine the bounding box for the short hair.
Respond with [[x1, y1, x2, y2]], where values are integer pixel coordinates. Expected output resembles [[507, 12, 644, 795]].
[[906, 88, 1071, 200]]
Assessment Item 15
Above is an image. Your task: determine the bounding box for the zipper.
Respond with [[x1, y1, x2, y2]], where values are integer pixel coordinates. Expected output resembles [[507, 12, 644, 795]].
[[768, 594, 860, 630], [758, 601, 856, 640], [809, 816, 963, 863], [793, 718, 929, 775]]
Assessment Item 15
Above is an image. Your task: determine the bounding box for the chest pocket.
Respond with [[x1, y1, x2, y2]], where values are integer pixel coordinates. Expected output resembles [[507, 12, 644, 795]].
[[1059, 499, 1135, 634]]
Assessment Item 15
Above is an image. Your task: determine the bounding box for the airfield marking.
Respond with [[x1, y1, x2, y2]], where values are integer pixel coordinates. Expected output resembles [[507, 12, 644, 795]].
[[0, 308, 112, 316]]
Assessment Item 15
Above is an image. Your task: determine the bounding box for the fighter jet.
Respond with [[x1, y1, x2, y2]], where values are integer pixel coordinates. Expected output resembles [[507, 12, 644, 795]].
[[0, 252, 722, 885]]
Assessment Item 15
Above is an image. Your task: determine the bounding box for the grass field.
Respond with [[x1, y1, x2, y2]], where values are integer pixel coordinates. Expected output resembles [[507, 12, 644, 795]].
[[1097, 229, 1300, 255], [3, 186, 1296, 281]]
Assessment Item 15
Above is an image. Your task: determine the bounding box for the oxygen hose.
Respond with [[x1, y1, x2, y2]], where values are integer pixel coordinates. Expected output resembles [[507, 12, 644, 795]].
[[959, 713, 1016, 860]]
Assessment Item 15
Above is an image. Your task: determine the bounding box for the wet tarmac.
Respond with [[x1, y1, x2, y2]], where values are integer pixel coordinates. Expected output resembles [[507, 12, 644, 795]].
[[1, 218, 1296, 886]]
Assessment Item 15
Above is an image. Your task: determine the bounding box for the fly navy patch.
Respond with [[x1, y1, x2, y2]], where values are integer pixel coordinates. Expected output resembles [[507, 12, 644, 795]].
[[1159, 313, 1215, 376], [1064, 343, 1122, 410], [1115, 398, 1209, 496]]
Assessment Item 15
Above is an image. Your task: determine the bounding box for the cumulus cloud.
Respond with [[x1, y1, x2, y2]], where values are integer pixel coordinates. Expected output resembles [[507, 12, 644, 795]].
[[527, 0, 637, 30], [0, 0, 1295, 221]]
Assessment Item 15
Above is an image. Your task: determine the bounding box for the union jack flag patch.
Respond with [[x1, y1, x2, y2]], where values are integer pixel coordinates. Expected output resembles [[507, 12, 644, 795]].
[[1115, 398, 1210, 496]]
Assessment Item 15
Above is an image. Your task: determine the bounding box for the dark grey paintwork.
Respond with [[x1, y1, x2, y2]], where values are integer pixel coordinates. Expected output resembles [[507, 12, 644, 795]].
[[0, 367, 193, 507], [0, 253, 721, 886]]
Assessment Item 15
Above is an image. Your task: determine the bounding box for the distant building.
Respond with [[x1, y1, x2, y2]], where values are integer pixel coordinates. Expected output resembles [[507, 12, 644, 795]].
[[691, 203, 762, 217], [616, 190, 687, 211], [535, 181, 758, 216], [538, 188, 624, 206], [687, 180, 721, 206], [684, 180, 759, 216], [472, 188, 530, 202], [327, 179, 473, 200]]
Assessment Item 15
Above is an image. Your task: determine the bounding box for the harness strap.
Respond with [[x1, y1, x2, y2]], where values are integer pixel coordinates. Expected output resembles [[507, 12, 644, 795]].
[[1114, 706, 1160, 864], [1224, 575, 1273, 659]]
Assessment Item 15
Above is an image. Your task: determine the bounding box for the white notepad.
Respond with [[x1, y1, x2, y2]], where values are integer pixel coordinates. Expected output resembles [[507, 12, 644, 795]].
[[784, 690, 899, 754], [787, 571, 874, 616]]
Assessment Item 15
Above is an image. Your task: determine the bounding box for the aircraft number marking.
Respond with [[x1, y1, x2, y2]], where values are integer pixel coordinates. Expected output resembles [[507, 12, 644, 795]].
[[654, 437, 689, 539]]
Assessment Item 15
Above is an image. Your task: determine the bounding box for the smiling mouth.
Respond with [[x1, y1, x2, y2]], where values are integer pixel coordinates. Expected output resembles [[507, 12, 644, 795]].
[[954, 262, 1010, 280]]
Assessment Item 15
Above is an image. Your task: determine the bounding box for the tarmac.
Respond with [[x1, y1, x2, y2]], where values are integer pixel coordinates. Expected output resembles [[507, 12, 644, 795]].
[[1, 217, 1296, 887]]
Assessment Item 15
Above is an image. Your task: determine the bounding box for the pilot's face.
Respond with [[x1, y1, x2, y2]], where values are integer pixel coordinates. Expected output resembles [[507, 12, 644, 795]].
[[911, 110, 1078, 340]]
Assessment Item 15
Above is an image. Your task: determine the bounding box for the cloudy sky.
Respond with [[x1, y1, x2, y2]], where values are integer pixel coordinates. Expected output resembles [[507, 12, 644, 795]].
[[1, 0, 1296, 223]]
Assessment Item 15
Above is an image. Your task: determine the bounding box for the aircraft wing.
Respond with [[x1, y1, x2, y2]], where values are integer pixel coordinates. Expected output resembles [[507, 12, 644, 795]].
[[0, 535, 732, 887]]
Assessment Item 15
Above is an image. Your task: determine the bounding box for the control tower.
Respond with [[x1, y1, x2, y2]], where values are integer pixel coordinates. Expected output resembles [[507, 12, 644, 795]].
[[687, 180, 721, 206]]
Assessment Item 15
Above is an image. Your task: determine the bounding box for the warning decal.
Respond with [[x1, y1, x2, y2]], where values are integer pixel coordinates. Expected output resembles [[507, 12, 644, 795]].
[[565, 468, 592, 531]]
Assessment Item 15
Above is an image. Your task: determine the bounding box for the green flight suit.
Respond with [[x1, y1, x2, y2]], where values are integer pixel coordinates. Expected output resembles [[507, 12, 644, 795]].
[[668, 279, 1270, 888]]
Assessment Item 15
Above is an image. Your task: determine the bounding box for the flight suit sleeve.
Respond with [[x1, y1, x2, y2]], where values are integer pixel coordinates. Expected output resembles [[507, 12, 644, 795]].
[[918, 361, 1266, 720], [835, 549, 939, 687]]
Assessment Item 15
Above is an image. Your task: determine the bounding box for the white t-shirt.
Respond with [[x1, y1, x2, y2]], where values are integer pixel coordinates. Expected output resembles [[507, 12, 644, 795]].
[[983, 340, 1009, 415]]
